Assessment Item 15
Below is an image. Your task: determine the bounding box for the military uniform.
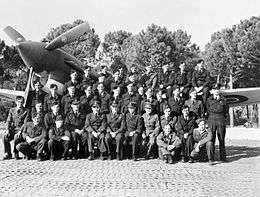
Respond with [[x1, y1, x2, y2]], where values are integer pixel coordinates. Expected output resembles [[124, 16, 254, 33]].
[[48, 125, 71, 160], [191, 127, 214, 162], [61, 94, 79, 115], [192, 68, 210, 104], [44, 112, 63, 131], [157, 131, 181, 162], [62, 80, 82, 96], [158, 70, 174, 89], [105, 112, 124, 158], [154, 98, 168, 116], [84, 112, 107, 155], [80, 94, 95, 116], [80, 74, 98, 91], [139, 72, 158, 90], [168, 97, 185, 116], [43, 94, 62, 113], [16, 122, 47, 159], [175, 114, 196, 160], [160, 115, 177, 131], [121, 109, 143, 160], [142, 112, 160, 158], [97, 91, 111, 114], [65, 110, 86, 158], [185, 99, 204, 118], [206, 96, 228, 161], [139, 98, 158, 115], [121, 92, 141, 113], [174, 70, 192, 99], [3, 106, 28, 158], [26, 90, 46, 110]]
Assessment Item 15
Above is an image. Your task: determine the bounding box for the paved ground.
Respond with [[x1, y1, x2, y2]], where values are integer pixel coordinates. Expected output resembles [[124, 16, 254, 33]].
[[0, 138, 259, 197]]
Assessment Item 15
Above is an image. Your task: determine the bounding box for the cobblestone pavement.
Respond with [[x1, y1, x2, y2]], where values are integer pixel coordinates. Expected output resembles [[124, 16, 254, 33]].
[[0, 139, 259, 197]]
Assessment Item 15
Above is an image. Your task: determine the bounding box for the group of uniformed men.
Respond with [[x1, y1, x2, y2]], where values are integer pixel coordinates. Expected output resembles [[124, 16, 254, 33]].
[[2, 59, 228, 165]]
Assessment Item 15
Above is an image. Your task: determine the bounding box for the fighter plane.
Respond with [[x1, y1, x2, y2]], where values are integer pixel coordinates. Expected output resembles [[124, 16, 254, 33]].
[[0, 22, 260, 107]]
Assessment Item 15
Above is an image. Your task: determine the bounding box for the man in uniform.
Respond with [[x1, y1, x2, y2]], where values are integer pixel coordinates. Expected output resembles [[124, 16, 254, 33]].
[[84, 100, 107, 160], [81, 65, 98, 91], [160, 105, 177, 132], [61, 85, 79, 115], [185, 89, 204, 118], [62, 70, 81, 96], [109, 85, 123, 116], [175, 105, 196, 162], [26, 81, 46, 111], [96, 83, 110, 114], [16, 113, 48, 161], [155, 89, 168, 116], [105, 101, 124, 160], [65, 100, 85, 159], [44, 101, 62, 131], [2, 96, 28, 160], [142, 102, 160, 159], [121, 82, 141, 113], [157, 124, 181, 164], [190, 118, 214, 165], [168, 86, 185, 116], [206, 89, 228, 162], [158, 63, 174, 96], [121, 102, 143, 161], [44, 84, 62, 113], [80, 84, 95, 116], [139, 64, 158, 90], [48, 115, 71, 160], [139, 88, 158, 115], [192, 59, 210, 105]]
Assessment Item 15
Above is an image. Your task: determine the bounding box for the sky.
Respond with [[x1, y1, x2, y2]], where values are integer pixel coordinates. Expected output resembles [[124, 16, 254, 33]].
[[0, 0, 259, 50]]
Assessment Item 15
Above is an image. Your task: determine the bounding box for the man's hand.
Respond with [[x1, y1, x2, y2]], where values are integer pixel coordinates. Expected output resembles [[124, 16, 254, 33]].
[[184, 133, 188, 139], [129, 131, 134, 137], [167, 145, 175, 151], [111, 132, 116, 138], [142, 133, 146, 139], [75, 129, 83, 135], [61, 136, 70, 141]]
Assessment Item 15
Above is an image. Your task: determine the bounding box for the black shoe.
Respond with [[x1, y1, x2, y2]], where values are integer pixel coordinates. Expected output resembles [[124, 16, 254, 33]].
[[132, 156, 137, 161], [14, 153, 21, 160], [88, 153, 94, 161], [181, 157, 186, 163], [2, 154, 12, 160], [188, 158, 194, 163], [144, 155, 150, 160]]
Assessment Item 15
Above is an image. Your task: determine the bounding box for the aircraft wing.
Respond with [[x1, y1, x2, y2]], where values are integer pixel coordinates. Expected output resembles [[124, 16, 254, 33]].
[[221, 87, 260, 107], [0, 89, 25, 101]]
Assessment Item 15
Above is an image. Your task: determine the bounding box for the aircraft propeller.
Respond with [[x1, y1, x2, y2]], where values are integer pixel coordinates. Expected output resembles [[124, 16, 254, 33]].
[[45, 22, 91, 50], [3, 26, 26, 44]]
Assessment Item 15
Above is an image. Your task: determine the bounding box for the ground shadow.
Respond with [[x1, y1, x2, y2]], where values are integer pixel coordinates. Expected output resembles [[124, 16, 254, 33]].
[[220, 145, 260, 162]]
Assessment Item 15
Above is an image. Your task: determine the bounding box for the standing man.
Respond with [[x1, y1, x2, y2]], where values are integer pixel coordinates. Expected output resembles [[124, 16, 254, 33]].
[[44, 84, 62, 113], [62, 70, 81, 96], [61, 85, 79, 115], [185, 89, 204, 118], [206, 89, 228, 162], [2, 96, 28, 160], [168, 86, 185, 117]]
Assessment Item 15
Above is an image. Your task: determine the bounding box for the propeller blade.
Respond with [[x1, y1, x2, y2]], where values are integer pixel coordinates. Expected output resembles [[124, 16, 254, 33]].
[[45, 23, 91, 50], [24, 67, 34, 106], [3, 26, 26, 43]]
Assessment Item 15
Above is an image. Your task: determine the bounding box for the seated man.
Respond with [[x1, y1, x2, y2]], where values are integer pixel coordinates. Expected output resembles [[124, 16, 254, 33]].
[[185, 89, 204, 118], [157, 124, 181, 164], [65, 100, 86, 159], [121, 102, 143, 161], [84, 100, 107, 160], [2, 96, 28, 160], [142, 102, 160, 159], [175, 105, 196, 162], [160, 105, 177, 130], [105, 101, 124, 160], [48, 115, 71, 160], [190, 118, 214, 165], [16, 113, 47, 161]]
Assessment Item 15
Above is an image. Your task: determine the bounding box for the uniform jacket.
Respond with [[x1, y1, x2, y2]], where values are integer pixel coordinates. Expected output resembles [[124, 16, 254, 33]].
[[44, 112, 63, 131], [80, 94, 94, 115], [158, 70, 174, 88], [21, 122, 47, 142], [175, 114, 196, 137], [139, 72, 158, 90], [26, 90, 47, 110], [157, 132, 181, 149], [44, 93, 62, 113], [160, 115, 177, 130], [155, 99, 168, 116], [139, 98, 158, 115], [84, 113, 106, 133], [174, 70, 192, 88], [97, 91, 110, 114], [121, 113, 143, 135], [185, 99, 204, 118], [62, 80, 82, 96], [142, 113, 160, 136], [61, 94, 79, 115], [6, 107, 28, 132], [206, 96, 228, 123], [49, 126, 70, 141], [192, 68, 210, 87], [168, 97, 185, 116], [65, 110, 86, 131], [121, 92, 142, 113], [193, 128, 212, 147], [106, 113, 124, 133]]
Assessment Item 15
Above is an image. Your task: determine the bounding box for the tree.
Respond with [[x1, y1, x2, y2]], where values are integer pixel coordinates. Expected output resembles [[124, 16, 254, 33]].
[[44, 19, 100, 65]]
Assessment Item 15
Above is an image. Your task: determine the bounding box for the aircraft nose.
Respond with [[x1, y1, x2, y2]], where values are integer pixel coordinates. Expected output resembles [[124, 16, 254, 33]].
[[17, 42, 38, 69]]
